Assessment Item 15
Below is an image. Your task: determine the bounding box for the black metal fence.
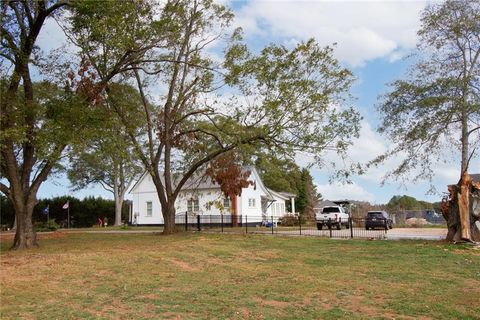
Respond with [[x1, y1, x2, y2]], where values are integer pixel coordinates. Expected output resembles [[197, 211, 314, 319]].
[[175, 214, 389, 239]]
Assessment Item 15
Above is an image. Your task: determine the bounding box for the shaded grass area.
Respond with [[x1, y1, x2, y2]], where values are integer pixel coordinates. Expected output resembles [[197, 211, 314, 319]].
[[1, 233, 479, 319]]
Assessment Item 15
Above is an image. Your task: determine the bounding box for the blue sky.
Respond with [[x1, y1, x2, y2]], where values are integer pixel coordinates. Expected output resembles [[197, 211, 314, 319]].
[[35, 0, 479, 205]]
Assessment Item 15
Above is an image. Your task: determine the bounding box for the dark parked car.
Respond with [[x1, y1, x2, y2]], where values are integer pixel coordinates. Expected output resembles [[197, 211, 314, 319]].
[[365, 211, 393, 230]]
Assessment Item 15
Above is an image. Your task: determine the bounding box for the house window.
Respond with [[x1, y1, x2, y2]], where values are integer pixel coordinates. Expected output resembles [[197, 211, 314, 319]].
[[248, 198, 256, 208], [146, 201, 152, 217], [187, 199, 199, 212], [223, 197, 231, 208]]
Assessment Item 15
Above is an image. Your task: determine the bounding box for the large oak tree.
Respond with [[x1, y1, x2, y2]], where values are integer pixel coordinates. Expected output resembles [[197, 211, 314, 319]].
[[67, 84, 143, 226], [374, 0, 480, 242], [1, 0, 72, 249], [68, 0, 360, 234], [71, 1, 359, 234]]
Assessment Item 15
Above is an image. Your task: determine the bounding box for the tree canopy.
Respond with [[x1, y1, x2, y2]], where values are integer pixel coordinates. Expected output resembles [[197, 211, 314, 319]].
[[386, 195, 432, 211], [1, 0, 363, 244], [65, 0, 360, 234], [254, 154, 321, 217], [373, 0, 479, 184]]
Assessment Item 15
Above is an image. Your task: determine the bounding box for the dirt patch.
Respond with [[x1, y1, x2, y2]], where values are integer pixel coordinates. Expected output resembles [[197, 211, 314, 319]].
[[236, 307, 252, 318], [161, 312, 183, 320], [236, 250, 282, 263], [451, 245, 480, 256], [0, 232, 14, 240], [165, 258, 198, 272], [0, 231, 68, 241], [342, 294, 377, 316], [138, 293, 162, 300], [38, 231, 68, 240], [254, 297, 289, 309]]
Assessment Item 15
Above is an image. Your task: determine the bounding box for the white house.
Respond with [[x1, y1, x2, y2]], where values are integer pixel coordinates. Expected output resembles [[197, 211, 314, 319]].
[[129, 167, 296, 225]]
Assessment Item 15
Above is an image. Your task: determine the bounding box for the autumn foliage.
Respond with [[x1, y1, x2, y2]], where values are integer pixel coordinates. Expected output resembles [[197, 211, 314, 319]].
[[205, 153, 254, 200]]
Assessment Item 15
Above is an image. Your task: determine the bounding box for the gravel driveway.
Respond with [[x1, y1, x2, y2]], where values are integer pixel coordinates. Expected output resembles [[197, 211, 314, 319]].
[[386, 228, 447, 240]]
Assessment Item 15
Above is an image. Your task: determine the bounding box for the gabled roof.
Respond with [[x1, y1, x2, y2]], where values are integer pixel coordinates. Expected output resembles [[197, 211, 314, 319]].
[[129, 166, 294, 199], [471, 174, 480, 183], [266, 189, 295, 201], [129, 170, 222, 194], [129, 171, 149, 193]]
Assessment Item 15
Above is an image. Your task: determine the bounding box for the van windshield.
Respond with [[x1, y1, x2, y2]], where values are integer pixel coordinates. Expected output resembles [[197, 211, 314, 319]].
[[322, 207, 340, 213]]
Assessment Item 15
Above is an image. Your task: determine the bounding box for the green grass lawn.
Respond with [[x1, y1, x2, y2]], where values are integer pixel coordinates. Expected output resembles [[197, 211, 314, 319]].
[[1, 233, 479, 319]]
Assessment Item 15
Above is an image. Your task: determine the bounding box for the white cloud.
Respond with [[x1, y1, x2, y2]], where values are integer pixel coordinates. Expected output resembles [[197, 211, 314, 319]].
[[37, 17, 75, 54], [316, 181, 375, 203], [233, 1, 426, 66], [347, 119, 386, 163]]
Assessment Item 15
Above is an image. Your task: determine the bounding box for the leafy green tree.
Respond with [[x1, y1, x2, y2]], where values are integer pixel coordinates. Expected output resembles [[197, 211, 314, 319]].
[[386, 195, 432, 211], [254, 155, 300, 194], [68, 0, 360, 234], [67, 84, 143, 226], [374, 0, 479, 182], [0, 1, 73, 249], [298, 168, 322, 218], [374, 1, 479, 241], [254, 154, 322, 218]]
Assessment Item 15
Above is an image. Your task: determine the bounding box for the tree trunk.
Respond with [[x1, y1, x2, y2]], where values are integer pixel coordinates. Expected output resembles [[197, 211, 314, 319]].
[[231, 195, 238, 227], [441, 172, 480, 243], [162, 202, 176, 235], [113, 181, 125, 226], [11, 201, 38, 250], [114, 197, 123, 226]]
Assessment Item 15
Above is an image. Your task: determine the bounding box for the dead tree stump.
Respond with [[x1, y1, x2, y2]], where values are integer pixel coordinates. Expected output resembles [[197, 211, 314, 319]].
[[441, 172, 480, 243]]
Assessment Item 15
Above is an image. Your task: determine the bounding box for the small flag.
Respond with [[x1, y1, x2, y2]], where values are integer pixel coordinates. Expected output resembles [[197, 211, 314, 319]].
[[62, 201, 69, 209], [43, 205, 49, 215]]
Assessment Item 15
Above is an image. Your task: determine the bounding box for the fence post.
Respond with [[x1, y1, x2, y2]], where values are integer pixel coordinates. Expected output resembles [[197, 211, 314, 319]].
[[185, 213, 188, 231], [221, 214, 224, 233], [350, 217, 353, 239], [328, 218, 332, 238], [271, 215, 274, 235], [299, 214, 302, 236], [197, 215, 201, 231], [245, 215, 248, 234]]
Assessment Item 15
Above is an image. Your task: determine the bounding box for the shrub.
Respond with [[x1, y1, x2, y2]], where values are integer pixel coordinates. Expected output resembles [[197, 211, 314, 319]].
[[280, 214, 306, 226], [34, 220, 60, 232]]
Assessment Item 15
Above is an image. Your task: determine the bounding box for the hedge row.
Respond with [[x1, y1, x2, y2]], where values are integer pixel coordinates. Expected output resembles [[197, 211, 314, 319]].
[[0, 195, 129, 228]]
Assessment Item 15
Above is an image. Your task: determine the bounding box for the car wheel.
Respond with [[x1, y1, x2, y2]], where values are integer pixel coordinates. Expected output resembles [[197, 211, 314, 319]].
[[336, 223, 341, 230], [317, 223, 323, 230], [346, 222, 350, 229], [365, 226, 369, 230]]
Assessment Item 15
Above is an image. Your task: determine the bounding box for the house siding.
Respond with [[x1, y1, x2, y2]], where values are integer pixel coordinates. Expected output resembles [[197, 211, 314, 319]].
[[130, 168, 291, 225]]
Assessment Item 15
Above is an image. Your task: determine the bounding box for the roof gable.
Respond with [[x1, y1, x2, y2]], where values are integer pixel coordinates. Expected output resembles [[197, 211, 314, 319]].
[[130, 166, 291, 197], [471, 174, 480, 183]]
